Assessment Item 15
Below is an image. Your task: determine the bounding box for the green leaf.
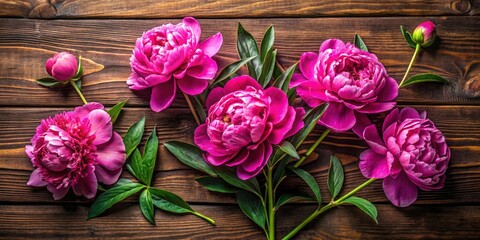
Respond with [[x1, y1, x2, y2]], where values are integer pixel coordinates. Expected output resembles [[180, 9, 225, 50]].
[[139, 189, 155, 224], [195, 176, 239, 193], [213, 56, 256, 86], [36, 77, 63, 87], [327, 155, 344, 199], [193, 95, 207, 123], [260, 25, 275, 62], [141, 126, 158, 186], [273, 157, 290, 187], [150, 188, 193, 213], [87, 182, 145, 219], [72, 56, 83, 81], [237, 23, 261, 79], [272, 62, 283, 80], [400, 73, 450, 88], [236, 190, 266, 229], [126, 148, 143, 182], [107, 99, 127, 124], [287, 87, 297, 105], [115, 178, 133, 186], [273, 62, 298, 92], [288, 167, 322, 205], [164, 141, 217, 177], [74, 79, 82, 91], [400, 26, 416, 48], [123, 116, 145, 159], [275, 192, 312, 209], [342, 196, 378, 223], [278, 141, 300, 159], [290, 103, 329, 149], [354, 34, 369, 52], [258, 49, 277, 88], [215, 167, 261, 197]]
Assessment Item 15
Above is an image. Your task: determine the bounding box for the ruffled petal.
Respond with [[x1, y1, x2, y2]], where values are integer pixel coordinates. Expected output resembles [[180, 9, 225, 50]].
[[27, 169, 48, 187], [377, 77, 399, 102], [351, 112, 372, 139], [186, 55, 218, 80], [206, 87, 224, 111], [319, 39, 346, 52], [47, 184, 69, 200], [363, 124, 387, 155], [224, 75, 262, 94], [237, 143, 272, 180], [95, 132, 126, 171], [226, 150, 249, 167], [319, 102, 355, 132], [74, 102, 104, 119], [357, 102, 396, 114], [285, 107, 306, 138], [299, 52, 318, 81], [183, 17, 201, 43], [199, 32, 223, 57], [382, 172, 418, 207], [359, 149, 391, 178], [268, 107, 296, 144], [177, 75, 209, 95], [150, 79, 176, 112], [95, 165, 123, 185], [265, 87, 288, 124], [72, 167, 98, 199], [88, 109, 113, 145]]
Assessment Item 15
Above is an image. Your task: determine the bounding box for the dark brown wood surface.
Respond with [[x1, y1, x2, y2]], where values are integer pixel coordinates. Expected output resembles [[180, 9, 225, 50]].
[[0, 0, 479, 239]]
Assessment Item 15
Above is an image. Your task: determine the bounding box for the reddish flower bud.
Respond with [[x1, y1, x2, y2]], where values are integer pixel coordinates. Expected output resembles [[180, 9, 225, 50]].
[[45, 52, 78, 82], [412, 21, 436, 47]]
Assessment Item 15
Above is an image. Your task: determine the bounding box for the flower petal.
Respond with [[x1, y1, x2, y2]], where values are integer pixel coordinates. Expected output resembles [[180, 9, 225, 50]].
[[357, 101, 396, 114], [237, 143, 272, 180], [47, 184, 70, 200], [88, 109, 113, 145], [268, 107, 296, 144], [299, 52, 318, 81], [183, 17, 201, 43], [359, 149, 391, 178], [95, 132, 126, 171], [382, 172, 418, 207], [363, 124, 387, 155], [72, 167, 98, 199], [177, 75, 209, 95], [226, 150, 249, 167], [199, 32, 223, 57], [377, 77, 399, 102], [186, 55, 218, 80], [27, 169, 48, 187], [206, 87, 224, 111], [285, 107, 306, 138], [319, 102, 356, 132], [95, 165, 123, 185], [351, 112, 372, 139], [319, 39, 346, 52], [382, 108, 400, 133], [74, 102, 104, 119], [150, 79, 177, 112], [265, 87, 288, 124], [224, 75, 262, 94]]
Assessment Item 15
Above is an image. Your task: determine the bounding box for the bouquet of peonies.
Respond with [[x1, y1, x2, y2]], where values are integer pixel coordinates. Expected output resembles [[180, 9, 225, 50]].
[[26, 17, 450, 239]]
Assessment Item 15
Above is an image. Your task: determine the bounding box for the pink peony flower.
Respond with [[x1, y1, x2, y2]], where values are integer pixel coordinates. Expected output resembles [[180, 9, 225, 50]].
[[291, 39, 398, 135], [194, 76, 305, 180], [45, 52, 78, 82], [127, 17, 223, 112], [26, 103, 126, 200], [412, 21, 437, 47], [359, 108, 450, 207]]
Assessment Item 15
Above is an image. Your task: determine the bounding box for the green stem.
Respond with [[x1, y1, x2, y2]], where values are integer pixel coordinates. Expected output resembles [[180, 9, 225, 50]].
[[192, 211, 216, 225], [294, 129, 331, 168], [69, 79, 87, 104], [399, 43, 421, 87], [267, 166, 275, 240], [281, 178, 376, 240]]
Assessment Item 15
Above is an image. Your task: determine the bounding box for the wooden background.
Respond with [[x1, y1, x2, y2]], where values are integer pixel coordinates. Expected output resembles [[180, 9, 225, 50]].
[[1, 0, 479, 239]]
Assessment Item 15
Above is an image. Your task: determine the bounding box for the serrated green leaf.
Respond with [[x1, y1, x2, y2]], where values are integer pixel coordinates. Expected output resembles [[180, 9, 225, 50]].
[[164, 141, 217, 177], [400, 73, 450, 88], [107, 99, 127, 124], [237, 23, 262, 79], [354, 34, 369, 52], [342, 196, 378, 223], [123, 117, 145, 159], [36, 77, 63, 87], [150, 188, 193, 213], [400, 25, 416, 48], [278, 141, 300, 159], [87, 182, 145, 219], [290, 103, 329, 149], [275, 192, 312, 209], [288, 167, 322, 205], [273, 62, 298, 92], [258, 48, 277, 88], [213, 56, 256, 86], [236, 190, 266, 229], [139, 189, 155, 224], [195, 176, 239, 193], [260, 25, 274, 62], [327, 155, 344, 199]]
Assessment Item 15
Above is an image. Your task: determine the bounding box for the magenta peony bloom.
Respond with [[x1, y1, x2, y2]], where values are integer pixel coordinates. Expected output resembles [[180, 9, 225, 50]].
[[26, 103, 126, 200], [412, 21, 436, 47], [359, 108, 450, 207], [194, 76, 305, 180], [127, 17, 223, 112], [45, 52, 78, 82], [291, 39, 398, 135]]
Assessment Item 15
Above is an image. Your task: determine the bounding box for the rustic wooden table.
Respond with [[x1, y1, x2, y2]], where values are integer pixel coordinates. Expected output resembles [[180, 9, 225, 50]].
[[0, 0, 479, 239]]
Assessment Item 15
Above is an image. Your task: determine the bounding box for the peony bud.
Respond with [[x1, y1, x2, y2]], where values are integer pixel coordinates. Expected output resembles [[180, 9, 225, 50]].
[[412, 21, 436, 47], [45, 52, 78, 82]]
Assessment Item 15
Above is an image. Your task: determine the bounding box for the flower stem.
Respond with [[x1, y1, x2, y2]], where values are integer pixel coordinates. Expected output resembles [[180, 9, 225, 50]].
[[69, 79, 87, 104], [192, 211, 216, 225], [281, 178, 376, 240], [294, 129, 330, 168], [267, 166, 275, 240], [183, 92, 201, 125], [399, 43, 421, 87]]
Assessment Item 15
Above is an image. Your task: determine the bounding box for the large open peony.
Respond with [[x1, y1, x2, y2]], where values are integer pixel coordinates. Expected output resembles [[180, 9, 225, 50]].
[[26, 103, 126, 200], [291, 39, 398, 135], [194, 76, 305, 180], [127, 17, 222, 112]]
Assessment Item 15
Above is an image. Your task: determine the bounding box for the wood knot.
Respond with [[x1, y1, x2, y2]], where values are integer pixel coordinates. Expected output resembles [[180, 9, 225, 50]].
[[27, 0, 58, 19], [450, 0, 472, 14], [463, 76, 480, 97]]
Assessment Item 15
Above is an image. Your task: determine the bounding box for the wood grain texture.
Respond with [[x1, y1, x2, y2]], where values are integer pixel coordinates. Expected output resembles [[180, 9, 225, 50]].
[[0, 17, 479, 107], [0, 204, 479, 239], [0, 106, 478, 204], [0, 0, 478, 19]]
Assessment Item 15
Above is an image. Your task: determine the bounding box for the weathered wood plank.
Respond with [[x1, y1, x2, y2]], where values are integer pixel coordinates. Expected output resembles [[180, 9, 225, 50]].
[[0, 106, 478, 204], [0, 17, 479, 106], [0, 0, 478, 19], [0, 204, 478, 239]]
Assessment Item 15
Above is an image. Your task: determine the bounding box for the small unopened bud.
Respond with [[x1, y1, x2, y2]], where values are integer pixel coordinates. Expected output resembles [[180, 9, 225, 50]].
[[412, 21, 436, 47], [45, 52, 78, 82]]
